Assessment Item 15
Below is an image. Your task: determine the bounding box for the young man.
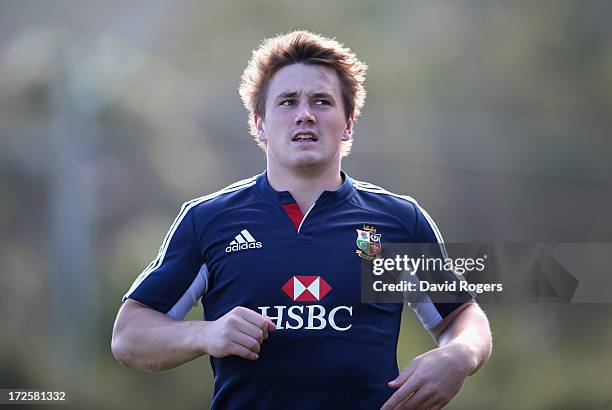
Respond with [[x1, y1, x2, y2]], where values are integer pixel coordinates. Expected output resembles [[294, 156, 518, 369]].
[[112, 31, 492, 410]]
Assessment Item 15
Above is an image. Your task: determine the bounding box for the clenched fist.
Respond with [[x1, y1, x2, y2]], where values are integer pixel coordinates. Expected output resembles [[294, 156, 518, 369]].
[[202, 306, 277, 360]]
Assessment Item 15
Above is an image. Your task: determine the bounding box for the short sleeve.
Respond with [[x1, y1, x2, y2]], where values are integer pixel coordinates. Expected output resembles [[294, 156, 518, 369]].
[[122, 204, 208, 320], [406, 204, 474, 331]]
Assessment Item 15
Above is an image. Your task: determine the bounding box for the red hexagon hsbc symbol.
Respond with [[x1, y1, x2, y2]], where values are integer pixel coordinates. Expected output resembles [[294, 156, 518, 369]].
[[281, 276, 332, 302]]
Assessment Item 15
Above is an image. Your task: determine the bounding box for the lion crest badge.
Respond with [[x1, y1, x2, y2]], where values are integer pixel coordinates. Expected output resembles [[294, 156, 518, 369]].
[[356, 225, 382, 260]]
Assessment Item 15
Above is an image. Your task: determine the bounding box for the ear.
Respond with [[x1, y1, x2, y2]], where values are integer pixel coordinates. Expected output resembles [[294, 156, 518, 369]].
[[254, 113, 266, 142], [341, 115, 355, 141]]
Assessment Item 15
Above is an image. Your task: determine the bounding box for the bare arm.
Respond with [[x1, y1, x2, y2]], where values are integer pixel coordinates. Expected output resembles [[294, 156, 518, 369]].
[[381, 301, 492, 410], [111, 299, 276, 372], [431, 301, 492, 375], [111, 299, 207, 371]]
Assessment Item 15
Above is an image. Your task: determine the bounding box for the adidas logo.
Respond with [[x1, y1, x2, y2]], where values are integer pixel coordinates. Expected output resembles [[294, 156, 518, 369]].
[[225, 229, 263, 253]]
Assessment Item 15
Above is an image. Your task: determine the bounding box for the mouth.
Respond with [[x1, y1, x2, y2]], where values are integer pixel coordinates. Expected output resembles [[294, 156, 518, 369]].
[[291, 131, 319, 143]]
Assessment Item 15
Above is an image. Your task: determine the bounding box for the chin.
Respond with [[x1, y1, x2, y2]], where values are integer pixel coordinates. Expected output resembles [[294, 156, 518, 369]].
[[287, 152, 322, 167], [291, 160, 319, 169]]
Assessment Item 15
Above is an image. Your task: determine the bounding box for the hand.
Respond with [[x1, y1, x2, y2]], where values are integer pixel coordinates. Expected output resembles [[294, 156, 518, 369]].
[[202, 306, 276, 361], [381, 344, 473, 410]]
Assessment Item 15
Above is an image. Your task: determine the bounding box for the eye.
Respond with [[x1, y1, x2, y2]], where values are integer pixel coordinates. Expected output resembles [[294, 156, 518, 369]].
[[313, 99, 331, 106], [280, 99, 295, 106]]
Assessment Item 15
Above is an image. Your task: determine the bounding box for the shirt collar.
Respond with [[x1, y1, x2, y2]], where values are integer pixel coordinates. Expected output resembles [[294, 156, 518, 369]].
[[256, 169, 354, 205]]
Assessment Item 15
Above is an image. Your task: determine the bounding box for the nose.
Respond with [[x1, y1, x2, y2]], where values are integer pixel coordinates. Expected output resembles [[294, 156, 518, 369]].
[[295, 101, 316, 126]]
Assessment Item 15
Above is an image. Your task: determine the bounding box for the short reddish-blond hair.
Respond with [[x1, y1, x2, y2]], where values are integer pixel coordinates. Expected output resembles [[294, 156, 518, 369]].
[[239, 30, 368, 156]]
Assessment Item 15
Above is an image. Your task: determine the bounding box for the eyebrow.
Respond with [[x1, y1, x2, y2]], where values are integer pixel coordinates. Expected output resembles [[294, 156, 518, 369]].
[[276, 92, 335, 100]]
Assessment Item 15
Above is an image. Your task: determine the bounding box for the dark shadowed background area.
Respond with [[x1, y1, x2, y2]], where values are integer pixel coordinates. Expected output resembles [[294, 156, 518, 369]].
[[1, 1, 611, 409]]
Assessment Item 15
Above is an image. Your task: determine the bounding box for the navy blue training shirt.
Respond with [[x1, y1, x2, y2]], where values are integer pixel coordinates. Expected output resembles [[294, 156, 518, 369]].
[[123, 171, 472, 410]]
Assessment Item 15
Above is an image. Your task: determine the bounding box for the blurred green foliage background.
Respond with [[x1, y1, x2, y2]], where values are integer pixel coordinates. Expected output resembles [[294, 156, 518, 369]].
[[1, 1, 611, 409]]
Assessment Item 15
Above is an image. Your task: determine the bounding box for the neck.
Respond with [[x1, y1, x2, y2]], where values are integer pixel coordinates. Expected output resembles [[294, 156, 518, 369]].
[[266, 161, 343, 213]]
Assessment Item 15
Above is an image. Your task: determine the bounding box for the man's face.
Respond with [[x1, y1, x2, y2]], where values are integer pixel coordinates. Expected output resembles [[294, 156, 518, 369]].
[[256, 63, 353, 170]]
